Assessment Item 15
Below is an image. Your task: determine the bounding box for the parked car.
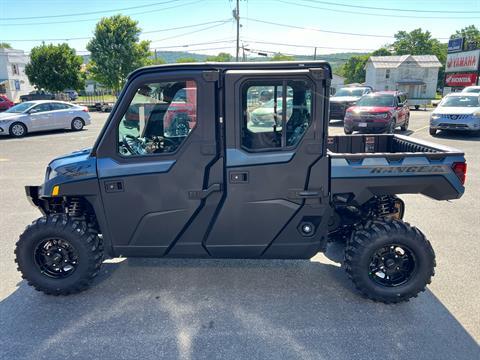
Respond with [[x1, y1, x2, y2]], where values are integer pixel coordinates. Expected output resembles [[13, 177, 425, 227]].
[[250, 98, 293, 125], [329, 86, 372, 120], [0, 94, 14, 111], [64, 90, 79, 101], [429, 93, 480, 135], [20, 90, 55, 102], [0, 100, 91, 138], [344, 91, 409, 134], [461, 86, 480, 94]]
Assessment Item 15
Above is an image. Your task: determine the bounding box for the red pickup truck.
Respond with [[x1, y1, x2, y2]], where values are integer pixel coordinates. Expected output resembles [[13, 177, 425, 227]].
[[344, 91, 410, 134], [0, 95, 14, 111]]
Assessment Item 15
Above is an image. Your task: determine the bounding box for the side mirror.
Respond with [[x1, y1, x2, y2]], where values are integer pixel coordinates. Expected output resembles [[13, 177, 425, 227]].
[[28, 108, 39, 114]]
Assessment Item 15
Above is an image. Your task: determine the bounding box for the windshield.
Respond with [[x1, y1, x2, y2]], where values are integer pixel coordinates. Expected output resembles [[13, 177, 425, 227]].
[[5, 102, 35, 113], [356, 95, 394, 107], [335, 88, 366, 97], [463, 88, 480, 94], [440, 96, 479, 107]]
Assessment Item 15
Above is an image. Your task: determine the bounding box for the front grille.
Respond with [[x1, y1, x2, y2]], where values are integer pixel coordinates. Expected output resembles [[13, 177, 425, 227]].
[[441, 114, 469, 120]]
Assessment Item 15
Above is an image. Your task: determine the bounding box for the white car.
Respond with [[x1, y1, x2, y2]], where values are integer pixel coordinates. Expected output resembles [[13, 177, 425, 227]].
[[0, 100, 91, 138], [430, 93, 480, 135], [461, 86, 480, 94]]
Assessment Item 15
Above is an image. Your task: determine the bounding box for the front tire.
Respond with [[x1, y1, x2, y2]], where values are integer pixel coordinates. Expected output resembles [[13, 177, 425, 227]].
[[71, 117, 84, 131], [386, 120, 396, 134], [9, 122, 27, 137], [15, 215, 103, 295], [345, 218, 435, 303], [429, 128, 437, 136], [400, 115, 409, 131]]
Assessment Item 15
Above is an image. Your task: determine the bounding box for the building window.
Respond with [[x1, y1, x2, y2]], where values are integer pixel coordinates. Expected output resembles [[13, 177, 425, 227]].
[[12, 64, 19, 75], [385, 85, 389, 90], [385, 69, 390, 79]]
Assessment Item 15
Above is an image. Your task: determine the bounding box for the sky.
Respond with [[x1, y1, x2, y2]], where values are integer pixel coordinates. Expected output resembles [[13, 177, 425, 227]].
[[0, 0, 479, 58]]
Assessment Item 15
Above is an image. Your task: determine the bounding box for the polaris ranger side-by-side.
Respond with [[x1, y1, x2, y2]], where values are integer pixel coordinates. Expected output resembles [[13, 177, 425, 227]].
[[15, 62, 467, 303]]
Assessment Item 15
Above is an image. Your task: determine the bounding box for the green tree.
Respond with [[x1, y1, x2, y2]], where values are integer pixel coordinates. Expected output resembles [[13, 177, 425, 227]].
[[371, 47, 392, 56], [270, 53, 295, 61], [0, 42, 12, 49], [205, 52, 232, 62], [87, 15, 151, 92], [450, 25, 480, 45], [340, 54, 369, 83], [149, 57, 166, 65], [25, 43, 84, 92], [392, 28, 443, 56], [175, 57, 198, 63]]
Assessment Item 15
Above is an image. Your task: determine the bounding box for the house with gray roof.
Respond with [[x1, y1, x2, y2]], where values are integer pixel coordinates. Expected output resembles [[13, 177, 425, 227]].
[[365, 55, 442, 107]]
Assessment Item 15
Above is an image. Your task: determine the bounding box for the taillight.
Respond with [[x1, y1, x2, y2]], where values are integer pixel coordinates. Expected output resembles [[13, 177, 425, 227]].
[[82, 106, 89, 112], [452, 162, 467, 185]]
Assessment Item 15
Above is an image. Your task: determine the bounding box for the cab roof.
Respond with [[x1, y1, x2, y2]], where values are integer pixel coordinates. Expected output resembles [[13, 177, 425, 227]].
[[129, 61, 332, 80]]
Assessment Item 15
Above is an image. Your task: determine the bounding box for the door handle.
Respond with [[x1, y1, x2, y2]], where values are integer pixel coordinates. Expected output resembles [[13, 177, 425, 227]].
[[288, 188, 323, 199], [188, 183, 222, 200]]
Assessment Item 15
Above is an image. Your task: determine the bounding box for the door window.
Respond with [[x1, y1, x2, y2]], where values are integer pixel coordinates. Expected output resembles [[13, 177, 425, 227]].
[[117, 80, 197, 156], [242, 80, 312, 151], [31, 103, 51, 113], [50, 103, 72, 110]]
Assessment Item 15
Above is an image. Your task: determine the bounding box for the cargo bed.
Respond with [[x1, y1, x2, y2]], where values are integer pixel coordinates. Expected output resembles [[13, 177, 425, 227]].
[[328, 134, 466, 203]]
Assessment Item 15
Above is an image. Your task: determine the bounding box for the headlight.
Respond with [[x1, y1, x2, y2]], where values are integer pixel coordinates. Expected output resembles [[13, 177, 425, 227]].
[[473, 111, 480, 118], [431, 114, 441, 120], [375, 112, 390, 119]]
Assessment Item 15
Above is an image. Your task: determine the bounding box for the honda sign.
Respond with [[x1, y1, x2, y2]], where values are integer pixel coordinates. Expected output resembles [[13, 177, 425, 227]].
[[445, 73, 478, 87]]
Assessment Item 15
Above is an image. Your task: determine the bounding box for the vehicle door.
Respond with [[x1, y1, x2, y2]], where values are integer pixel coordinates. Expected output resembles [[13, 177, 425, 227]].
[[395, 95, 405, 125], [94, 70, 223, 257], [49, 102, 73, 128], [27, 103, 54, 131], [204, 69, 331, 259]]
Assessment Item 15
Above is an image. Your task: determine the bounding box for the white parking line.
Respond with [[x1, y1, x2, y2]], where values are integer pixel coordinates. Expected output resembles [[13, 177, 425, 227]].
[[412, 125, 429, 133]]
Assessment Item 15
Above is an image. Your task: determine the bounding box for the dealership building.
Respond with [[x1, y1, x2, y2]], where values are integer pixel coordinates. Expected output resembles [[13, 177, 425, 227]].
[[444, 38, 480, 93]]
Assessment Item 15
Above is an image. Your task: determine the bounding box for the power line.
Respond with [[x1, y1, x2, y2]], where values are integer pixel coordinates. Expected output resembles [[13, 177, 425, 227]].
[[152, 39, 235, 49], [244, 17, 450, 40], [278, 0, 480, 20], [149, 20, 232, 43], [243, 39, 376, 52], [0, 0, 181, 20], [297, 0, 480, 14], [0, 0, 202, 26], [1, 19, 231, 42]]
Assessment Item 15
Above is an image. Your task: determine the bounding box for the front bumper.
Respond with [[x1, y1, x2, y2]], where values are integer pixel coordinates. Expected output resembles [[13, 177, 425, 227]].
[[344, 119, 389, 132], [25, 185, 48, 214], [430, 115, 480, 131]]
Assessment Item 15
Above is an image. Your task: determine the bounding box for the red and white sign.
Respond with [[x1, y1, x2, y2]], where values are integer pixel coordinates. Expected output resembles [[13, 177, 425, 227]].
[[446, 49, 480, 73], [445, 73, 478, 87]]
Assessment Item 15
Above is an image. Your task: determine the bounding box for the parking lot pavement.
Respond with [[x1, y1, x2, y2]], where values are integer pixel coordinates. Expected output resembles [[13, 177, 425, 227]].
[[0, 110, 479, 360]]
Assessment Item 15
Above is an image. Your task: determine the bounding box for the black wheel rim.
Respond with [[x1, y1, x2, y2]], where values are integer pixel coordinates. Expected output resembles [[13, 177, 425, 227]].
[[34, 238, 79, 279], [175, 122, 188, 136], [368, 244, 416, 287]]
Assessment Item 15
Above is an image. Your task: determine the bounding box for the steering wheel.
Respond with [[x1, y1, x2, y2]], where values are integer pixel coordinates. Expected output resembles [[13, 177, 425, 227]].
[[122, 134, 145, 155]]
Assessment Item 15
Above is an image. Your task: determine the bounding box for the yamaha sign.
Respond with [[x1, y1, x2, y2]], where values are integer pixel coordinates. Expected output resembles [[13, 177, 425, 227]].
[[446, 49, 480, 73]]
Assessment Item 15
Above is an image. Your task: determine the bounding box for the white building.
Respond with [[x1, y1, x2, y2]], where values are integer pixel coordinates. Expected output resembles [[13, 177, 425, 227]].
[[331, 73, 346, 93], [365, 55, 441, 101], [0, 48, 35, 102]]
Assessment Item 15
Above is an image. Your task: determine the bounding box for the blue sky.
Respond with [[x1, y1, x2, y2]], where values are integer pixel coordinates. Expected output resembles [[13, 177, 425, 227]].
[[1, 0, 479, 57]]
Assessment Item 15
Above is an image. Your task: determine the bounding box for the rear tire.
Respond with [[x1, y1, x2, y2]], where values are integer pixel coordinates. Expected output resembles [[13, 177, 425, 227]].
[[345, 218, 435, 303], [429, 128, 437, 136], [9, 122, 27, 137], [71, 117, 84, 131], [344, 128, 353, 135], [15, 215, 103, 295]]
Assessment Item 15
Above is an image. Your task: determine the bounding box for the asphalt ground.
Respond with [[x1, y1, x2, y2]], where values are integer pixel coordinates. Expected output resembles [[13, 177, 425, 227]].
[[0, 110, 479, 360]]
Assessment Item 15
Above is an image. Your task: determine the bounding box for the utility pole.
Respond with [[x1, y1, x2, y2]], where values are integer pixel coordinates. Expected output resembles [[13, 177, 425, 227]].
[[233, 0, 240, 61], [313, 47, 317, 60]]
